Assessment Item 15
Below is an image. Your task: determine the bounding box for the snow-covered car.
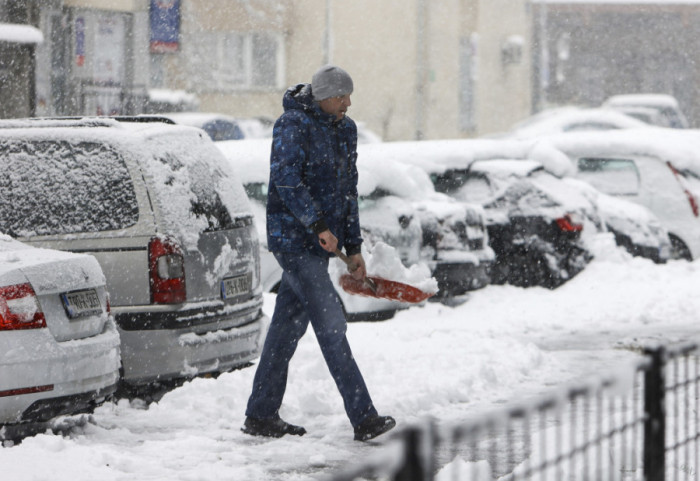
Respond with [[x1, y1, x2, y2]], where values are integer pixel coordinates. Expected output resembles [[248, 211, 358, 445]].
[[156, 112, 273, 141], [442, 159, 670, 287], [602, 94, 689, 129], [493, 106, 650, 140], [356, 122, 383, 144], [0, 117, 267, 396], [358, 143, 495, 297], [217, 139, 424, 321], [536, 129, 700, 260], [0, 233, 120, 438], [436, 159, 591, 288], [381, 139, 671, 286]]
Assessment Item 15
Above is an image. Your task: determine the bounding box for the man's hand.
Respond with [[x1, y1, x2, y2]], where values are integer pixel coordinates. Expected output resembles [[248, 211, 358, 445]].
[[348, 253, 367, 281], [318, 230, 338, 253]]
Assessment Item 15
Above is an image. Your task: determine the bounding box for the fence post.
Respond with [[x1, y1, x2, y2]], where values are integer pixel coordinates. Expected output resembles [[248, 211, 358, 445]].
[[643, 346, 666, 481], [393, 427, 425, 481]]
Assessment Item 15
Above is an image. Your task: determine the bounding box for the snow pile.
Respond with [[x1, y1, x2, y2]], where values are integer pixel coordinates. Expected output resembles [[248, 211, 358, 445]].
[[361, 241, 438, 293], [2, 239, 700, 479]]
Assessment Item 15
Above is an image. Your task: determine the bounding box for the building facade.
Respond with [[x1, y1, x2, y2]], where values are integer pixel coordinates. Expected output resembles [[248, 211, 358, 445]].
[[0, 0, 42, 118], [33, 0, 149, 117], [1, 0, 534, 139], [151, 0, 534, 140], [532, 0, 700, 127]]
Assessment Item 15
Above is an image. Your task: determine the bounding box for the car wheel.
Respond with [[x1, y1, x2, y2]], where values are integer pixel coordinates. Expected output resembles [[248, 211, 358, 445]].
[[502, 244, 552, 288], [669, 234, 692, 261], [504, 239, 590, 289]]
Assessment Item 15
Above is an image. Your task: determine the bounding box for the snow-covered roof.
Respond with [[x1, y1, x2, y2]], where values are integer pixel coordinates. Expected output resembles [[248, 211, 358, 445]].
[[159, 112, 233, 127], [358, 138, 575, 179], [0, 23, 43, 44], [502, 107, 650, 140], [0, 118, 251, 249], [358, 139, 532, 175], [534, 128, 700, 176]]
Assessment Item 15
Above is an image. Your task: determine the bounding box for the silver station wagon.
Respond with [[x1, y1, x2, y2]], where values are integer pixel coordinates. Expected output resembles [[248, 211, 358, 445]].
[[0, 117, 267, 394]]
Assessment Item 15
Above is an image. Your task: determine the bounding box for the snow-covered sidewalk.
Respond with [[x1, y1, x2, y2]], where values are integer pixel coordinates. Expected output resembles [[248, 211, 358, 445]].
[[3, 235, 700, 481]]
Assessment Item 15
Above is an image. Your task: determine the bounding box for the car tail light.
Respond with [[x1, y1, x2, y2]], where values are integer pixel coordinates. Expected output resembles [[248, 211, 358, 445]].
[[149, 236, 186, 304], [0, 283, 47, 331], [556, 214, 583, 233], [667, 162, 699, 217]]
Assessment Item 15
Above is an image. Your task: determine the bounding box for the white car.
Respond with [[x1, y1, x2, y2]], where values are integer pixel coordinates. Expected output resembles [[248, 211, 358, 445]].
[[602, 94, 690, 129], [357, 143, 495, 296], [494, 106, 650, 140], [536, 129, 700, 260], [377, 139, 671, 272], [217, 139, 424, 321], [0, 233, 120, 438]]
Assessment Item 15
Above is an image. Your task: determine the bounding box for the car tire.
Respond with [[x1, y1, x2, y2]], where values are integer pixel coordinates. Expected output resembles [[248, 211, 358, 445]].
[[669, 234, 692, 261]]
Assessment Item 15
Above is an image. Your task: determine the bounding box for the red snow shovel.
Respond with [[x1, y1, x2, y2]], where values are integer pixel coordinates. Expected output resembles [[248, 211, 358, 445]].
[[334, 249, 435, 304]]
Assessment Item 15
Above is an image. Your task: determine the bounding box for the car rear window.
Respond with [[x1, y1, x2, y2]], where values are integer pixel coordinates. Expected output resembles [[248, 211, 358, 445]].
[[140, 133, 252, 248], [0, 140, 139, 236]]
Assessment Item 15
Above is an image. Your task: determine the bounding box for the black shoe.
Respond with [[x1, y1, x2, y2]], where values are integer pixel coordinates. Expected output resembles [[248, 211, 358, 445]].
[[241, 416, 306, 438], [354, 415, 396, 441]]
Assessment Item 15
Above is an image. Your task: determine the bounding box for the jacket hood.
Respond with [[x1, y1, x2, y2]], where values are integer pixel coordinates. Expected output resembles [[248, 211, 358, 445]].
[[282, 83, 344, 125]]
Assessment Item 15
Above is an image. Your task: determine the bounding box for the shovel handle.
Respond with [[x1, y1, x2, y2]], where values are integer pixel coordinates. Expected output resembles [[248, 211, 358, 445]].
[[334, 249, 378, 294]]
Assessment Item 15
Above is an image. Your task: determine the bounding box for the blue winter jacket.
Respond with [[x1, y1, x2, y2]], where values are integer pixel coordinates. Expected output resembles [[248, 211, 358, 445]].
[[266, 83, 363, 258]]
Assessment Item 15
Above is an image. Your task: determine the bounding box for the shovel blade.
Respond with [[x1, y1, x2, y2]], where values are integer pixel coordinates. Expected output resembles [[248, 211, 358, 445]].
[[339, 274, 434, 304]]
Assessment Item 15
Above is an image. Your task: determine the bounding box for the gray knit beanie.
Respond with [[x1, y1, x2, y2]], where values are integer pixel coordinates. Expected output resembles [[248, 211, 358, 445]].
[[311, 65, 354, 101]]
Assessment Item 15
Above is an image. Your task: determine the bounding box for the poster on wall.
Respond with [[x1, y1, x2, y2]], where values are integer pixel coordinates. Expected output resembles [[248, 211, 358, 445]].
[[150, 0, 180, 53], [94, 16, 125, 84], [75, 17, 85, 67], [94, 15, 125, 115]]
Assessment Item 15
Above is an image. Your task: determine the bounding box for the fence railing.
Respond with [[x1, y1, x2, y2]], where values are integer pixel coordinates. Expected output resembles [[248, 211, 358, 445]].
[[324, 343, 700, 481]]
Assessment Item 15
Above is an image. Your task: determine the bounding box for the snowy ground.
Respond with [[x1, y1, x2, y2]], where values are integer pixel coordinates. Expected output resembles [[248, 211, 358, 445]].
[[2, 232, 699, 480]]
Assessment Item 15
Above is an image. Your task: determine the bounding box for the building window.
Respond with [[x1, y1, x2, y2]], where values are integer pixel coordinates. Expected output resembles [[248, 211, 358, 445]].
[[187, 31, 283, 92]]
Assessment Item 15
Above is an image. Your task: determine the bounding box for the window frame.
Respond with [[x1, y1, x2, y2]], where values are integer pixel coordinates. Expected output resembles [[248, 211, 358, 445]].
[[187, 30, 285, 92]]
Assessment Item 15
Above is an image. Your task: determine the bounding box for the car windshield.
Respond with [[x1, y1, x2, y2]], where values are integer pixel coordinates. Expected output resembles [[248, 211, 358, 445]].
[[431, 169, 470, 195], [577, 157, 640, 196], [244, 182, 269, 205], [358, 188, 393, 210], [202, 120, 244, 141], [0, 140, 139, 236]]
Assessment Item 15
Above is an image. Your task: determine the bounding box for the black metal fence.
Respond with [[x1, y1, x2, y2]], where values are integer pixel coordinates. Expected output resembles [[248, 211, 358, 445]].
[[324, 343, 700, 481]]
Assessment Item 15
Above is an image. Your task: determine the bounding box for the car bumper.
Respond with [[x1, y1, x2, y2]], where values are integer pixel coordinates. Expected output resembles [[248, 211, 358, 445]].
[[0, 321, 121, 424], [432, 260, 492, 297], [116, 305, 267, 386]]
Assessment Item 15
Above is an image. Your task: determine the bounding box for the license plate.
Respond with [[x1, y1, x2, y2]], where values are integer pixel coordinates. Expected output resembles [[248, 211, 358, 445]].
[[221, 274, 252, 299], [61, 288, 102, 320]]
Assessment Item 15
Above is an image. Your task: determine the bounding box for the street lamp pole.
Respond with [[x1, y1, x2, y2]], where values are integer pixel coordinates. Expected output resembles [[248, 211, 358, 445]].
[[323, 0, 333, 65]]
